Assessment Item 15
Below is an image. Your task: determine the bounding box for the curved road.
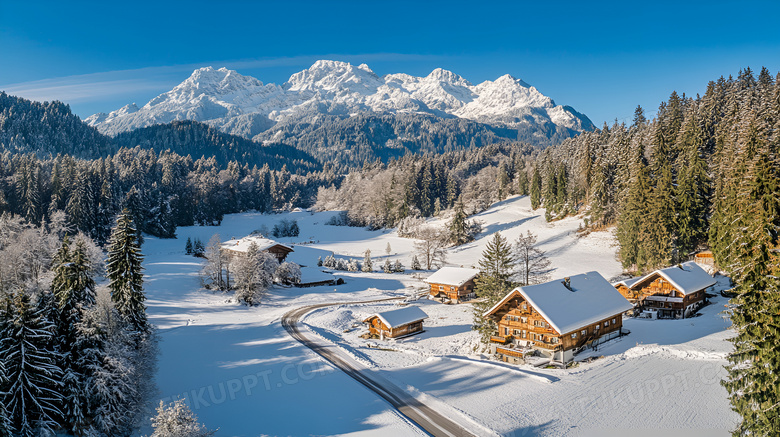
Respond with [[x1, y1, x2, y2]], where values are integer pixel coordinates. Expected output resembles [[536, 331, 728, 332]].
[[282, 298, 478, 437]]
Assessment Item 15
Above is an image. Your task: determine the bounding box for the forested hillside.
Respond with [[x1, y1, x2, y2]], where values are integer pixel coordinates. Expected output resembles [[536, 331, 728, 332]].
[[254, 112, 570, 167], [0, 149, 338, 241], [0, 92, 114, 158], [114, 120, 321, 172]]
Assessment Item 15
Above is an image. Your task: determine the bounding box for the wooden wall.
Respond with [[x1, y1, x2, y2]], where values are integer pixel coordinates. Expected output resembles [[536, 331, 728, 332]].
[[494, 296, 623, 352], [428, 278, 475, 300]]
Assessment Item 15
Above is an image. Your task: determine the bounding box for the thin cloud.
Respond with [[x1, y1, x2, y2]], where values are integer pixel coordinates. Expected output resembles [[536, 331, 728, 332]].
[[0, 53, 449, 105]]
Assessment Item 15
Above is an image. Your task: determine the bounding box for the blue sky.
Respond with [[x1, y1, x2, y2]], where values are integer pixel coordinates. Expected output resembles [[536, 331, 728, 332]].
[[2, 0, 780, 127]]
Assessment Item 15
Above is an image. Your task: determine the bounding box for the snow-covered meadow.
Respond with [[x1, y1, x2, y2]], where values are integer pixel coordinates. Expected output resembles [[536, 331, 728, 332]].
[[140, 195, 738, 436]]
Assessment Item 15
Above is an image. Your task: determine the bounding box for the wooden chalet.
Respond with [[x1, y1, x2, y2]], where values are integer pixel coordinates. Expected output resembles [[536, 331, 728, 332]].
[[693, 250, 715, 268], [613, 261, 716, 319], [484, 272, 633, 365], [363, 306, 428, 339], [221, 235, 293, 262], [424, 267, 479, 303]]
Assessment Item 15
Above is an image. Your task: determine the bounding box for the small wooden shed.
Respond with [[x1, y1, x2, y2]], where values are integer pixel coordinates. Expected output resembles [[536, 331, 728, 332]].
[[221, 235, 293, 262], [424, 267, 479, 302], [363, 306, 428, 339]]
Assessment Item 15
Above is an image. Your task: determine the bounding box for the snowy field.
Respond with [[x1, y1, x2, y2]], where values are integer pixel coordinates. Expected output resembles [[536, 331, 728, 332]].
[[139, 195, 738, 436]]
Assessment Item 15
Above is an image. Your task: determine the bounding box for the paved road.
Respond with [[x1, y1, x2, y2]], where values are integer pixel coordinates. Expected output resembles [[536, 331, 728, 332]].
[[281, 298, 479, 437]]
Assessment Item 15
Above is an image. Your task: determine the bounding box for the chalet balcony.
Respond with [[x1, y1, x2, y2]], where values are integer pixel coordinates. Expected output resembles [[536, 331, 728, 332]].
[[496, 347, 528, 358], [490, 335, 512, 344]]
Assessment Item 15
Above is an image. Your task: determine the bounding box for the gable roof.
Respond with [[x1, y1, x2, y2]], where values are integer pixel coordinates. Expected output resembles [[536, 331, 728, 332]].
[[628, 261, 715, 296], [221, 235, 293, 253], [364, 306, 428, 329], [423, 267, 479, 286], [298, 267, 335, 285], [612, 277, 643, 289], [484, 272, 633, 335]]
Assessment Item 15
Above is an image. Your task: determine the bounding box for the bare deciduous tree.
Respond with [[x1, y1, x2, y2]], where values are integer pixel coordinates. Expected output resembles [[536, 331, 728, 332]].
[[414, 227, 448, 270], [514, 230, 552, 286]]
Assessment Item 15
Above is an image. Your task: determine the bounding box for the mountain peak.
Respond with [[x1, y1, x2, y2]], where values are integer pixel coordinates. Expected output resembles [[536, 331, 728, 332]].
[[426, 68, 472, 86], [87, 61, 593, 138]]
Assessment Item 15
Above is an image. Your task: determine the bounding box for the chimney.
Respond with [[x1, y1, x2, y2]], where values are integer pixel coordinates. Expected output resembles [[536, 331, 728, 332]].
[[562, 277, 573, 291]]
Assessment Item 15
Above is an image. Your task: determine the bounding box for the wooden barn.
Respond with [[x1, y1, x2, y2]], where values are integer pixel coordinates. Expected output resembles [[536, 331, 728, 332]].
[[363, 306, 428, 339], [484, 272, 633, 365], [613, 261, 716, 319], [424, 267, 479, 303], [221, 235, 293, 262]]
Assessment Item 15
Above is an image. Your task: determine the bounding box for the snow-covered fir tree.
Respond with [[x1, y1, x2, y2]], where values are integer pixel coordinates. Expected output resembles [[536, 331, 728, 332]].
[[472, 232, 516, 344], [150, 399, 215, 437], [410, 255, 421, 271], [107, 209, 148, 333], [1, 291, 63, 437], [362, 250, 373, 272]]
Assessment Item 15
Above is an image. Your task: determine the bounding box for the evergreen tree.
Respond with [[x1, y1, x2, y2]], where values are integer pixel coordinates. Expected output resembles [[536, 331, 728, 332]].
[[150, 399, 215, 437], [185, 237, 193, 255], [362, 250, 373, 273], [411, 255, 421, 271], [516, 168, 529, 196], [383, 259, 393, 273], [472, 232, 515, 344], [1, 291, 63, 437], [722, 147, 780, 435], [447, 200, 469, 246], [632, 105, 647, 127], [530, 167, 542, 209], [0, 297, 12, 437], [107, 209, 148, 333], [53, 238, 97, 433], [616, 153, 651, 272]]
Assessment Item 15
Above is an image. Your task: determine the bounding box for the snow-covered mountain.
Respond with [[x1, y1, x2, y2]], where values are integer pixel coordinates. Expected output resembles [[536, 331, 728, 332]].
[[86, 61, 594, 140]]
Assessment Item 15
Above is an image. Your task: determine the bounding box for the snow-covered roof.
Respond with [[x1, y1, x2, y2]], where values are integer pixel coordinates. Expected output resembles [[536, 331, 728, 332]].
[[629, 261, 715, 296], [612, 277, 642, 289], [221, 235, 293, 253], [484, 272, 633, 335], [423, 267, 479, 286], [365, 306, 428, 329], [299, 267, 335, 284]]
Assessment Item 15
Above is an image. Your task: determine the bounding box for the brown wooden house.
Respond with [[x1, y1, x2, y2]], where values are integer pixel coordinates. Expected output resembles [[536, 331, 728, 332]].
[[613, 261, 716, 319], [221, 235, 293, 262], [424, 267, 479, 303], [363, 306, 428, 339], [484, 272, 633, 365]]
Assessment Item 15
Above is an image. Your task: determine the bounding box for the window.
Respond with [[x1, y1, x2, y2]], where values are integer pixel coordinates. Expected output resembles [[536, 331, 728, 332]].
[[504, 327, 509, 335], [513, 329, 521, 336], [522, 302, 527, 310], [604, 321, 609, 328], [571, 333, 577, 339], [612, 318, 616, 324], [595, 324, 600, 330], [581, 329, 587, 336], [521, 317, 527, 324], [521, 330, 527, 338], [551, 337, 559, 344]]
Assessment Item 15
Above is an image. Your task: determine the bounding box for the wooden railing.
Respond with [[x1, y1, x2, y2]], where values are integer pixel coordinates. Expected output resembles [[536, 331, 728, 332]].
[[490, 335, 512, 344], [496, 347, 525, 358]]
